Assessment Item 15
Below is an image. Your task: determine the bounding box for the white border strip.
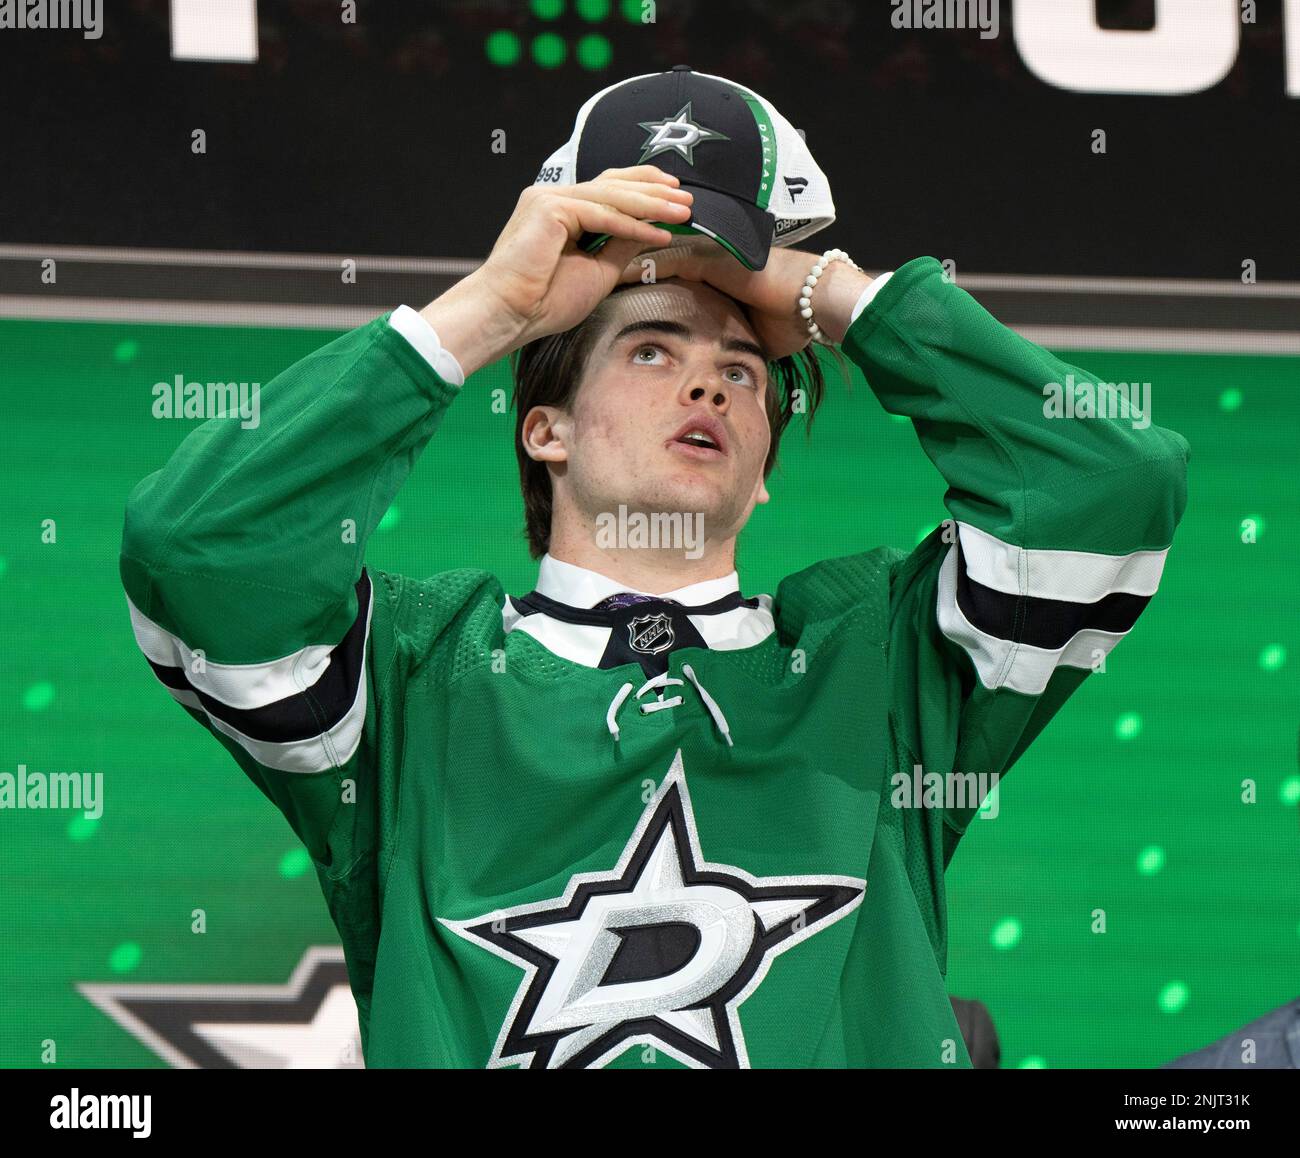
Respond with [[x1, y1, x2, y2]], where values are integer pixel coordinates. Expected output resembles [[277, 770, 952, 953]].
[[958, 272, 1300, 299], [3, 245, 1299, 297], [0, 243, 479, 275], [0, 295, 381, 329], [1016, 325, 1300, 355], [4, 295, 1297, 353]]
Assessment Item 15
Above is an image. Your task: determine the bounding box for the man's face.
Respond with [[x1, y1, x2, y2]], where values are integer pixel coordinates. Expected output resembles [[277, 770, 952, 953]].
[[527, 278, 774, 550]]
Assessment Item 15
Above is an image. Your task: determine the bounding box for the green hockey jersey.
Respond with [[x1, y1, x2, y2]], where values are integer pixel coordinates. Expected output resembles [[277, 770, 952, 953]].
[[118, 256, 1190, 1068]]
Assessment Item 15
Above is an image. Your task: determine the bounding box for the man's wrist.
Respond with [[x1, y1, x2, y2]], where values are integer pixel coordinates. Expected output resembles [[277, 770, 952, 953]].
[[418, 269, 529, 381], [806, 259, 873, 346]]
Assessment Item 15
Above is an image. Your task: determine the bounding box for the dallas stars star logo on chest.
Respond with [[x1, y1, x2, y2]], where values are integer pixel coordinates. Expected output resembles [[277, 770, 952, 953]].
[[440, 751, 866, 1069]]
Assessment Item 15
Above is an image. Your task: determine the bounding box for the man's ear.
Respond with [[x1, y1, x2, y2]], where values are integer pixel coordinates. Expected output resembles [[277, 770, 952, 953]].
[[521, 405, 569, 464], [753, 472, 771, 506]]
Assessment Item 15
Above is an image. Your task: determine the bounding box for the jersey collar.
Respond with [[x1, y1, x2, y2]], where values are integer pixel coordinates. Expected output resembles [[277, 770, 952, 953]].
[[535, 553, 742, 610]]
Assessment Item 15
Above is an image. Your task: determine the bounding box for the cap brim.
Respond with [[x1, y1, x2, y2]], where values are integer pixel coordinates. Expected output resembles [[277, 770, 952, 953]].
[[676, 184, 776, 271], [576, 189, 778, 270]]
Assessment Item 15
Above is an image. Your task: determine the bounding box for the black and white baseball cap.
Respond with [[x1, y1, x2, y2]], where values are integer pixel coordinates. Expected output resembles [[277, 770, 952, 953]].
[[534, 65, 835, 271]]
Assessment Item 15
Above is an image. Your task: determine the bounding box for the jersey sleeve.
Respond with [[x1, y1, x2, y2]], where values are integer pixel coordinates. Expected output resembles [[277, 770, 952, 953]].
[[118, 311, 464, 885], [840, 256, 1190, 864]]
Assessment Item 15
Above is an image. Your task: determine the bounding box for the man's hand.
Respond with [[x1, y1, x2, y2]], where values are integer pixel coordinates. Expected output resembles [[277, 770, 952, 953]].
[[617, 238, 874, 358], [421, 167, 693, 379]]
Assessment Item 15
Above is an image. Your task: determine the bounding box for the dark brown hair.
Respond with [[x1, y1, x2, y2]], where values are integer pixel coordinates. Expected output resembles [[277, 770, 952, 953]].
[[509, 282, 846, 559]]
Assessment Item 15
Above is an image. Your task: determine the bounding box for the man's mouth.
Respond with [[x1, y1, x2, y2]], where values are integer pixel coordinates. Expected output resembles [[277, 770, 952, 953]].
[[678, 430, 720, 450], [667, 417, 728, 458]]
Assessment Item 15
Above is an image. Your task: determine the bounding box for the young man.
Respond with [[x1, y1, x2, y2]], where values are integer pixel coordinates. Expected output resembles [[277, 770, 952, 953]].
[[121, 155, 1189, 1068]]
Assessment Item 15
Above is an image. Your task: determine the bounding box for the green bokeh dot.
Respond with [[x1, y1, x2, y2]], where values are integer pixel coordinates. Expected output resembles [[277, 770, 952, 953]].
[[1258, 644, 1286, 671], [1158, 981, 1189, 1013], [0, 555, 7, 579], [113, 338, 139, 364], [67, 814, 99, 842], [1019, 1055, 1048, 1068], [1114, 712, 1142, 741], [620, 0, 646, 22], [577, 33, 612, 69], [23, 682, 55, 711], [279, 848, 312, 879], [1218, 388, 1243, 411], [1137, 844, 1165, 875], [484, 30, 521, 67], [577, 0, 610, 19], [990, 917, 1022, 950], [532, 32, 567, 68], [1241, 513, 1265, 538], [531, 0, 565, 18], [109, 942, 142, 974], [377, 505, 401, 532], [1279, 776, 1300, 807]]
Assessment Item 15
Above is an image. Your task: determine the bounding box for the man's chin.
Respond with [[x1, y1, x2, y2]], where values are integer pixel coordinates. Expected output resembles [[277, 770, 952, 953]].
[[646, 474, 730, 514], [603, 481, 740, 538]]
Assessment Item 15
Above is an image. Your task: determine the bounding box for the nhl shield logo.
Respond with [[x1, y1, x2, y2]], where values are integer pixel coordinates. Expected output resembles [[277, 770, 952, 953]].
[[628, 613, 674, 655]]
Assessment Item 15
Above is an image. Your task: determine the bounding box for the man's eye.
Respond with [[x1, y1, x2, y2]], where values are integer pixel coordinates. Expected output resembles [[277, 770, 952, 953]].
[[632, 344, 760, 389], [725, 364, 759, 388]]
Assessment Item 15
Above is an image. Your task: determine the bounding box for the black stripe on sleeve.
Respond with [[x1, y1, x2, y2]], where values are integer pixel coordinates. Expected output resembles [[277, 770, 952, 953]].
[[953, 541, 1151, 649], [146, 658, 192, 693], [145, 570, 372, 743]]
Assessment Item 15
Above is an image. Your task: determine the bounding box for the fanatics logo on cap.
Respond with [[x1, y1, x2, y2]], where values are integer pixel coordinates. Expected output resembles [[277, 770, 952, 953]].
[[636, 100, 731, 167]]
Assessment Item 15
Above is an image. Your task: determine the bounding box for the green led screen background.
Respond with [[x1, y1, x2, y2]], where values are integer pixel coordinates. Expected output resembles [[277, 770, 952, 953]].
[[1, 317, 1296, 1069]]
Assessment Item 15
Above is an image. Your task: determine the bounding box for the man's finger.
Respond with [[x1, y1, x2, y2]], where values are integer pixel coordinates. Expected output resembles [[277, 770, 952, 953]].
[[596, 237, 648, 283], [596, 164, 680, 186]]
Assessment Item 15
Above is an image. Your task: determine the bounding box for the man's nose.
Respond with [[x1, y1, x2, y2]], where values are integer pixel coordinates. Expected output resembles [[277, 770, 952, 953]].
[[681, 374, 731, 412], [686, 382, 728, 410]]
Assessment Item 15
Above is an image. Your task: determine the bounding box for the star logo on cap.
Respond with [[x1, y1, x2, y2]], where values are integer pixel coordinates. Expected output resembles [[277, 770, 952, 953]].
[[636, 101, 730, 167]]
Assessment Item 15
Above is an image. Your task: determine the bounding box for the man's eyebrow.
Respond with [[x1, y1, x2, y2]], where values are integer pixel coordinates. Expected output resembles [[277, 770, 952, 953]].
[[608, 319, 768, 365]]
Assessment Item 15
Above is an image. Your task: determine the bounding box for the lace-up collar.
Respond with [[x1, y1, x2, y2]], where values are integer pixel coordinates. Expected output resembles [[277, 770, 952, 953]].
[[501, 555, 775, 749]]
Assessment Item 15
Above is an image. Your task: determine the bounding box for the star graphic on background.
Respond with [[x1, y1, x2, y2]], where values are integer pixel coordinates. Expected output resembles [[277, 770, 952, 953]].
[[79, 946, 362, 1068], [441, 750, 865, 1069], [636, 101, 730, 166]]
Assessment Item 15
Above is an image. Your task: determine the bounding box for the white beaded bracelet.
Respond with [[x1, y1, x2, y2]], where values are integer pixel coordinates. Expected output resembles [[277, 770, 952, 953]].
[[799, 247, 862, 344]]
